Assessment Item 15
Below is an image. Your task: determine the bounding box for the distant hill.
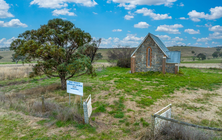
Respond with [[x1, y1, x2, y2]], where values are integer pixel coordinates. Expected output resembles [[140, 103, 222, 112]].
[[0, 46, 218, 63], [98, 46, 217, 59]]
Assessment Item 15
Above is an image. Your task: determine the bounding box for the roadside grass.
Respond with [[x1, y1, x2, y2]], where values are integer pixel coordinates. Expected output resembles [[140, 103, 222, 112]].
[[1, 66, 222, 139]]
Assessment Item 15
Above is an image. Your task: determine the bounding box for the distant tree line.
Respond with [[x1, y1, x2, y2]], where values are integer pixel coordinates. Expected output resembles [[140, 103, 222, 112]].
[[191, 51, 207, 61], [212, 46, 222, 58]]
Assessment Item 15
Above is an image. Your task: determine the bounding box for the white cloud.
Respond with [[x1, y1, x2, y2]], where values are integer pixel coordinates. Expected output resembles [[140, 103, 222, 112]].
[[209, 25, 222, 32], [93, 12, 98, 15], [194, 43, 202, 46], [197, 37, 211, 42], [112, 29, 122, 32], [184, 29, 200, 34], [212, 41, 219, 44], [192, 37, 197, 39], [178, 2, 184, 7], [155, 24, 183, 34], [179, 17, 188, 20], [0, 37, 16, 47], [0, 0, 14, 18], [134, 22, 150, 28], [208, 25, 222, 39], [111, 0, 177, 8], [0, 38, 6, 43], [172, 37, 183, 41], [52, 8, 76, 16], [135, 8, 172, 20], [188, 6, 222, 22], [107, 0, 111, 3], [164, 40, 186, 47], [124, 11, 134, 20], [0, 19, 27, 27], [156, 35, 171, 40], [209, 32, 222, 39], [100, 34, 144, 48], [30, 0, 98, 9], [118, 3, 136, 10], [196, 24, 212, 27], [124, 15, 134, 20]]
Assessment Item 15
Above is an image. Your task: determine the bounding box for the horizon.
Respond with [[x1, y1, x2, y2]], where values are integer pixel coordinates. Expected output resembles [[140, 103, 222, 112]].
[[0, 0, 222, 48]]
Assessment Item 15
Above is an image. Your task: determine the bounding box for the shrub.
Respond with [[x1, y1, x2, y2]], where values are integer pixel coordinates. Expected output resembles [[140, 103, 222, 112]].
[[141, 122, 216, 140], [107, 45, 135, 68]]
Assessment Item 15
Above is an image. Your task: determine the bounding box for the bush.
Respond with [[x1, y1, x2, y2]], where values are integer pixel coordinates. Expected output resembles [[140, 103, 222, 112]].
[[141, 122, 217, 140], [117, 58, 131, 68], [107, 45, 135, 68]]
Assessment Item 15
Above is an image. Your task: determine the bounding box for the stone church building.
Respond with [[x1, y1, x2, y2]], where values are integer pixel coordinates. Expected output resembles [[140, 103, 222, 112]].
[[131, 33, 181, 74]]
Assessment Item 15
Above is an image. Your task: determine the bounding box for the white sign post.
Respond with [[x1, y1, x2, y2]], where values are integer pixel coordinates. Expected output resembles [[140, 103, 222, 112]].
[[83, 94, 92, 124], [67, 80, 83, 105]]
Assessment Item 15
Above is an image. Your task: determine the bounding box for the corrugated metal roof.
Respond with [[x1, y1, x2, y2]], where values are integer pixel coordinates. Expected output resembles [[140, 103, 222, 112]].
[[149, 33, 169, 57], [166, 51, 181, 63]]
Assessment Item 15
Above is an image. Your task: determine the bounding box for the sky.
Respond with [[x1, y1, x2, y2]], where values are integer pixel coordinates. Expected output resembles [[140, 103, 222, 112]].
[[0, 0, 222, 48]]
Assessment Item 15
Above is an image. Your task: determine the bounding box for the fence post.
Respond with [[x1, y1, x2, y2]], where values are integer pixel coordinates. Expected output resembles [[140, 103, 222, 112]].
[[41, 95, 45, 112], [151, 114, 155, 138], [83, 102, 89, 124]]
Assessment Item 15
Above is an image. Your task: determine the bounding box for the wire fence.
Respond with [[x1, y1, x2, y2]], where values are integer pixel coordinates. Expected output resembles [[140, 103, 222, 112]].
[[151, 104, 222, 139]]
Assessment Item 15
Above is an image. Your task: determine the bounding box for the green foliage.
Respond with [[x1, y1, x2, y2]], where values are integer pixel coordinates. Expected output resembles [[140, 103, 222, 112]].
[[11, 54, 26, 64], [96, 53, 103, 60], [220, 52, 222, 58], [212, 51, 219, 58], [197, 53, 206, 60], [10, 18, 97, 89], [109, 96, 125, 118], [0, 55, 3, 60], [107, 46, 135, 68]]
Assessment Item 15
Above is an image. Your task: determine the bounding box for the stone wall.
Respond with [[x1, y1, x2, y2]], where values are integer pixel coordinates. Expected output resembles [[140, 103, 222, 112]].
[[134, 35, 164, 72], [166, 63, 176, 73]]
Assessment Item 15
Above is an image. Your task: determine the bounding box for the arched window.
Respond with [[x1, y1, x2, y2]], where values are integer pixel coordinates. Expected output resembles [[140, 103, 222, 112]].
[[146, 47, 152, 67]]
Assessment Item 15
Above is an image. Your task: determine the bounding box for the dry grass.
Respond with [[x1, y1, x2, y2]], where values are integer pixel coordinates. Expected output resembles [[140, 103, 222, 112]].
[[141, 122, 217, 140], [0, 66, 33, 80], [0, 92, 83, 123]]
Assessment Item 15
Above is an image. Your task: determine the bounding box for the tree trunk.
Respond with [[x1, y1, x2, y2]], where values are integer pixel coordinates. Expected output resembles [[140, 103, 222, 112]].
[[60, 76, 66, 90]]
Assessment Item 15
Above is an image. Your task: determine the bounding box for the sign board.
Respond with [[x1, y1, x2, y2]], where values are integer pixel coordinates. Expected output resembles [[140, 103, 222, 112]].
[[86, 95, 92, 118], [67, 80, 83, 96]]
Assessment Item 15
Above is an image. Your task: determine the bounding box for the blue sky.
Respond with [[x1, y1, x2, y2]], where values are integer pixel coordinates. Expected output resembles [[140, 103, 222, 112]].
[[0, 0, 222, 48]]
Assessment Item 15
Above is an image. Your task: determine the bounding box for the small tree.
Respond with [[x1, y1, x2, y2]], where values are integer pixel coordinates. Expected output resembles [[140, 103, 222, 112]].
[[78, 38, 102, 63], [107, 45, 135, 68], [191, 51, 196, 61], [11, 54, 26, 64], [197, 53, 206, 60], [212, 52, 219, 58], [0, 56, 3, 60], [219, 52, 222, 58], [10, 18, 96, 90]]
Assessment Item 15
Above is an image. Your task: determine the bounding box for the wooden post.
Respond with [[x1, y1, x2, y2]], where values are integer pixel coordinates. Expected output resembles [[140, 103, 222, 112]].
[[83, 101, 89, 124], [162, 56, 166, 74], [41, 95, 45, 112], [151, 114, 155, 138]]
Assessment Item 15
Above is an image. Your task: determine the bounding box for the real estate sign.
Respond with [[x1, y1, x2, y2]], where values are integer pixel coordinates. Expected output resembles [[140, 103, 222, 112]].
[[67, 80, 83, 96]]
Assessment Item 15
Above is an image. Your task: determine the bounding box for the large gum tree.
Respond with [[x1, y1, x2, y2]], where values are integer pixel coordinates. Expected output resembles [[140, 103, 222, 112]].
[[10, 18, 97, 90]]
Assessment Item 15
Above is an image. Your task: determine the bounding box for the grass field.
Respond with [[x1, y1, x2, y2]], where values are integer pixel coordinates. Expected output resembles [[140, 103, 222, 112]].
[[1, 66, 222, 139]]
